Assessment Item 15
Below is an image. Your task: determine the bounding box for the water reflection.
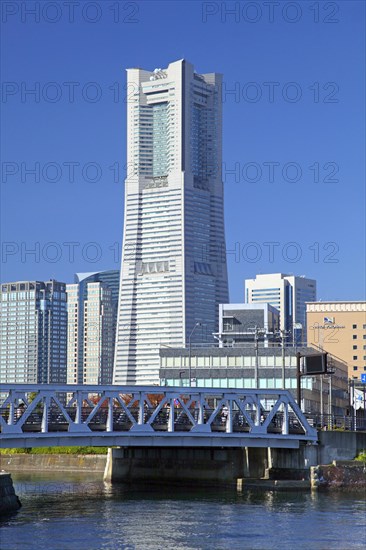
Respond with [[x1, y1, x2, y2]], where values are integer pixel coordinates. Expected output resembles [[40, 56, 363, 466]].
[[1, 472, 365, 550]]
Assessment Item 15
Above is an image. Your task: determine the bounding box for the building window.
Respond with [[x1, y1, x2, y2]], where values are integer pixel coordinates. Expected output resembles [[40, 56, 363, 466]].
[[353, 345, 358, 350], [363, 324, 366, 329], [223, 318, 234, 331], [353, 335, 357, 340], [352, 324, 357, 329], [353, 356, 358, 360], [364, 356, 366, 361], [353, 366, 358, 371]]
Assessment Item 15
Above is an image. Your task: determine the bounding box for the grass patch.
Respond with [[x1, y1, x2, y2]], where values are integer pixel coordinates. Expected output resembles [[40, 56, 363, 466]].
[[0, 446, 109, 455], [355, 450, 366, 462]]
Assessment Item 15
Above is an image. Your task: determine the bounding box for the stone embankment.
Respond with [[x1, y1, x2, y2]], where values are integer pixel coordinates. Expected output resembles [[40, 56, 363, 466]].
[[0, 472, 21, 514], [311, 461, 366, 490]]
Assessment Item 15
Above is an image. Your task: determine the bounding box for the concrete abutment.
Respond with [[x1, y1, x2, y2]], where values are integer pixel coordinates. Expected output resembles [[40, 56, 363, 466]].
[[104, 446, 251, 484], [103, 432, 366, 484], [104, 446, 272, 483]]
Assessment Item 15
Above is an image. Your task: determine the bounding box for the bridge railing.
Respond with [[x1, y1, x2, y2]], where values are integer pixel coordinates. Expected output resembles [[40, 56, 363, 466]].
[[0, 385, 317, 441]]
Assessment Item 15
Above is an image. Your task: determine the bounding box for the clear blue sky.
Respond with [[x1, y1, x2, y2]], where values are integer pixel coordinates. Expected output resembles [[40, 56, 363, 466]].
[[1, 0, 365, 301]]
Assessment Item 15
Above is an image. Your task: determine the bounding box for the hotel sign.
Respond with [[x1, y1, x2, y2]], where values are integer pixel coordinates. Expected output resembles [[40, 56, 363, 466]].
[[310, 316, 345, 330]]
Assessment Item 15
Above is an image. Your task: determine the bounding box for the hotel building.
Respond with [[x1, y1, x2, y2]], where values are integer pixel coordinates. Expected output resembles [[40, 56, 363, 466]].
[[114, 59, 229, 384], [306, 301, 366, 380]]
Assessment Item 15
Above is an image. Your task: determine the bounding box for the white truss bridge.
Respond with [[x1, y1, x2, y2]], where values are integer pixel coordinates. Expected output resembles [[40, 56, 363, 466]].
[[0, 385, 317, 449]]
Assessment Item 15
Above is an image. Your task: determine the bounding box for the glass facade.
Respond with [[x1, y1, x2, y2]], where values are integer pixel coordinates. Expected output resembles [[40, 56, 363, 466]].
[[160, 348, 349, 415]]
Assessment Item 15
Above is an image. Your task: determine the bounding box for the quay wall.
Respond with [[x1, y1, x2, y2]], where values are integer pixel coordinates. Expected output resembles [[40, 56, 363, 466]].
[[1, 454, 107, 473], [317, 431, 366, 464]]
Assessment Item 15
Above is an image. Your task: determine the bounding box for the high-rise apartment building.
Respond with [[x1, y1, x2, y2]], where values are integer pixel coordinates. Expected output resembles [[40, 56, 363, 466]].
[[66, 271, 119, 385], [114, 59, 229, 384], [0, 280, 67, 384], [245, 273, 316, 342]]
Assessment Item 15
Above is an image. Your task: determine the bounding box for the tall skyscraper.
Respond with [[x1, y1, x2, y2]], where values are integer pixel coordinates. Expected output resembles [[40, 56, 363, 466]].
[[245, 273, 316, 342], [0, 280, 67, 384], [66, 270, 119, 385], [114, 59, 229, 384]]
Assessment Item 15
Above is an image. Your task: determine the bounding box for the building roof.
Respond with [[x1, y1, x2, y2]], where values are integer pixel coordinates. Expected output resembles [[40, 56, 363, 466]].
[[160, 346, 314, 358], [306, 301, 366, 304]]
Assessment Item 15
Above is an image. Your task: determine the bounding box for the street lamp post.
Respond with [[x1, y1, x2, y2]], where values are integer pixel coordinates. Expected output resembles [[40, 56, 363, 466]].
[[188, 322, 201, 386]]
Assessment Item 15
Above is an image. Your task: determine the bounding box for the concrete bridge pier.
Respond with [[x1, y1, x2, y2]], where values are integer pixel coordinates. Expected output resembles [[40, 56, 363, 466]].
[[244, 447, 268, 478]]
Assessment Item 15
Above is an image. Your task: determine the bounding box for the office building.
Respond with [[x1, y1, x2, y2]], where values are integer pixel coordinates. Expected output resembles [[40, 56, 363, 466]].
[[245, 273, 316, 343], [159, 346, 349, 416], [306, 301, 366, 380], [75, 270, 120, 319], [215, 303, 280, 347], [66, 270, 119, 385], [75, 270, 120, 357], [0, 280, 67, 384], [114, 59, 229, 385]]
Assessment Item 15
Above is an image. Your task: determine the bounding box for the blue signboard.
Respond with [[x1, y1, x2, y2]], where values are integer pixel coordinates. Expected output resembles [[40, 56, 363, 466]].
[[361, 373, 366, 383]]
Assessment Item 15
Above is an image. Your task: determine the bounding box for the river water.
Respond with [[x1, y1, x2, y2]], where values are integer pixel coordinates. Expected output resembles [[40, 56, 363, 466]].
[[1, 472, 365, 549]]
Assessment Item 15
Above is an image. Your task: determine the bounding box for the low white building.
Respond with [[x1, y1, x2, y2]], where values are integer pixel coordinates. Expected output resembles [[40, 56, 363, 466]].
[[215, 303, 280, 347], [245, 273, 316, 343]]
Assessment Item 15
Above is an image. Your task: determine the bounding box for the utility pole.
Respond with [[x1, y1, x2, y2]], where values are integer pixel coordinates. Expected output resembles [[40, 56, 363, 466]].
[[255, 329, 259, 388], [327, 360, 335, 430], [320, 375, 323, 428], [249, 325, 265, 389], [296, 352, 302, 409], [278, 329, 290, 389], [282, 335, 285, 389], [328, 373, 332, 429], [188, 322, 201, 386]]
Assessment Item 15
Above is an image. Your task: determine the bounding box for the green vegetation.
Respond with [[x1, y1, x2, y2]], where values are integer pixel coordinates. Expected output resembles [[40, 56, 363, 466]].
[[0, 446, 109, 455], [355, 450, 366, 462], [0, 448, 30, 455]]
